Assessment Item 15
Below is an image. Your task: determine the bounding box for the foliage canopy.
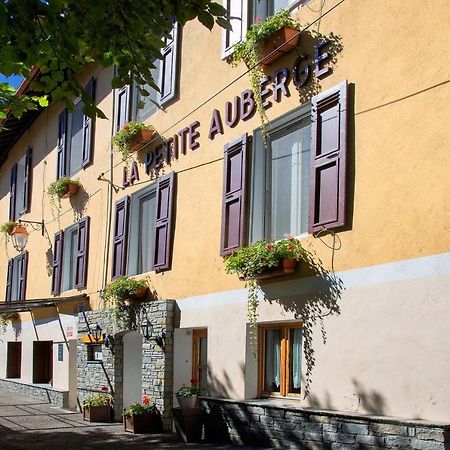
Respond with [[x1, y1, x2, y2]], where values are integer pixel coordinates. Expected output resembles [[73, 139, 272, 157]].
[[0, 0, 230, 120]]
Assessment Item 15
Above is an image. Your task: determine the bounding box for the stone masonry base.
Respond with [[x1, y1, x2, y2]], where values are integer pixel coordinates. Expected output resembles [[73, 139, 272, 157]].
[[0, 378, 68, 407], [201, 398, 450, 449]]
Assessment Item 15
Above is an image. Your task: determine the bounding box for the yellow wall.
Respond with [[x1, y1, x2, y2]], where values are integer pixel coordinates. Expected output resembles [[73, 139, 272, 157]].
[[1, 0, 449, 306]]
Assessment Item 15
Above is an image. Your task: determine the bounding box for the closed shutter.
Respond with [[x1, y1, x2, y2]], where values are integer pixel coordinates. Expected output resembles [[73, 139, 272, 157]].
[[81, 78, 96, 168], [22, 146, 32, 214], [153, 172, 175, 271], [220, 133, 248, 256], [222, 0, 248, 58], [9, 163, 17, 221], [116, 85, 130, 132], [112, 197, 130, 278], [308, 80, 348, 233], [160, 24, 179, 105], [5, 259, 13, 302], [18, 251, 28, 301], [75, 217, 90, 288], [57, 109, 67, 179], [51, 231, 64, 295]]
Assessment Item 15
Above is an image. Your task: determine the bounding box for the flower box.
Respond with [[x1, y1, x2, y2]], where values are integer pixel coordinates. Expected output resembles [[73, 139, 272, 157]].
[[60, 181, 79, 199], [128, 129, 155, 153], [83, 405, 113, 422], [261, 26, 299, 67], [123, 410, 161, 434]]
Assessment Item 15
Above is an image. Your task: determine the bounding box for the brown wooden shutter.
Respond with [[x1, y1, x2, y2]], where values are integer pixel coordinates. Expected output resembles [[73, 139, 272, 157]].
[[116, 85, 130, 132], [9, 163, 17, 221], [57, 109, 67, 179], [22, 146, 32, 214], [153, 172, 175, 271], [18, 251, 28, 301], [112, 196, 130, 278], [220, 133, 248, 256], [160, 24, 178, 104], [75, 217, 90, 288], [51, 231, 64, 295], [5, 259, 13, 302], [81, 78, 96, 168], [308, 80, 348, 233]]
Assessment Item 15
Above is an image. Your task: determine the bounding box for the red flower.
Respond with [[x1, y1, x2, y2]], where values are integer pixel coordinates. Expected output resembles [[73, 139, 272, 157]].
[[143, 396, 151, 405], [267, 243, 274, 250], [100, 386, 109, 391]]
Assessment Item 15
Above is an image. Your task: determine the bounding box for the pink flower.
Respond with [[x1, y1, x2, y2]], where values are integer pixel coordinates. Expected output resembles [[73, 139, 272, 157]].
[[267, 243, 274, 250], [100, 386, 109, 392]]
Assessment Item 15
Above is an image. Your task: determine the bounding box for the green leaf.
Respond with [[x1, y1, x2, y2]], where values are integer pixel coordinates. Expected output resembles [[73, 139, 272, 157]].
[[198, 11, 214, 30], [38, 96, 49, 107], [0, 111, 6, 119], [216, 17, 233, 31], [208, 2, 228, 16]]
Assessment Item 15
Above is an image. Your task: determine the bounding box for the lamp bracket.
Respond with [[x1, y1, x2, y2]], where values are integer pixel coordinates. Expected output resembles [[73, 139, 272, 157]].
[[18, 219, 46, 236]]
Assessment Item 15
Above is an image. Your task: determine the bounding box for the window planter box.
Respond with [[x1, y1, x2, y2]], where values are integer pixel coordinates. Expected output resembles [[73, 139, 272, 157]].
[[261, 26, 299, 67], [123, 410, 161, 434], [128, 129, 156, 153], [83, 405, 113, 422], [60, 181, 79, 199], [238, 260, 299, 281], [172, 407, 203, 443]]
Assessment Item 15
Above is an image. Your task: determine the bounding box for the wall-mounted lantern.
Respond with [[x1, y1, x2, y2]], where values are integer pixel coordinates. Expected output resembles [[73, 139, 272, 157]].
[[141, 318, 166, 348], [92, 323, 103, 343], [10, 219, 45, 252]]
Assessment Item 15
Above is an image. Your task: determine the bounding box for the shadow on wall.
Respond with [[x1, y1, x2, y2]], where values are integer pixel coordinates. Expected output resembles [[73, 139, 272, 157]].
[[260, 248, 343, 398], [207, 361, 246, 399]]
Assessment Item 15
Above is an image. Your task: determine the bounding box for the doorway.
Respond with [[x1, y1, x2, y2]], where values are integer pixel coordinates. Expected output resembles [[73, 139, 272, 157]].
[[33, 341, 53, 384], [6, 342, 22, 379], [192, 329, 207, 394]]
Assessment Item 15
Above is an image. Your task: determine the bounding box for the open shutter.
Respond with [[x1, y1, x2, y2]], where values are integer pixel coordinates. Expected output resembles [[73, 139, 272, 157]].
[[153, 172, 175, 271], [18, 251, 28, 301], [308, 80, 348, 233], [75, 217, 90, 288], [51, 231, 64, 295], [116, 85, 130, 132], [5, 259, 13, 302], [9, 164, 17, 221], [57, 109, 67, 179], [112, 197, 130, 278], [220, 133, 248, 256], [160, 23, 179, 105], [22, 146, 32, 214], [222, 0, 248, 58], [81, 78, 96, 168]]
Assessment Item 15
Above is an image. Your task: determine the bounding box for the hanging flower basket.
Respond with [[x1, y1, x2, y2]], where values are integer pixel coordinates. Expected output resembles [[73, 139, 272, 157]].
[[128, 129, 156, 153], [60, 181, 80, 198], [261, 26, 299, 67], [124, 286, 149, 306]]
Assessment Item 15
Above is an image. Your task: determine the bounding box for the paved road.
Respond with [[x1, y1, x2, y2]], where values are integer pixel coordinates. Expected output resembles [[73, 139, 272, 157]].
[[0, 392, 262, 449]]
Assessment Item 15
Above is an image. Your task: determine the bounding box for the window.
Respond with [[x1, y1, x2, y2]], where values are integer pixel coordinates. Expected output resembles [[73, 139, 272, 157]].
[[57, 78, 95, 178], [116, 24, 180, 130], [87, 344, 103, 362], [51, 217, 90, 294], [192, 329, 208, 394], [254, 0, 303, 23], [112, 172, 175, 278], [5, 252, 28, 302], [219, 81, 348, 255], [251, 103, 311, 241], [9, 146, 32, 221], [259, 323, 302, 397]]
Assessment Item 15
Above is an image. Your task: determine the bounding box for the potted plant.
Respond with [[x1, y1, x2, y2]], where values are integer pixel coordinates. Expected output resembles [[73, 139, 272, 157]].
[[112, 121, 156, 161], [0, 221, 17, 237], [275, 235, 306, 273], [103, 276, 148, 308], [229, 9, 301, 141], [123, 396, 161, 434], [82, 386, 113, 422], [47, 178, 82, 219], [176, 378, 201, 408]]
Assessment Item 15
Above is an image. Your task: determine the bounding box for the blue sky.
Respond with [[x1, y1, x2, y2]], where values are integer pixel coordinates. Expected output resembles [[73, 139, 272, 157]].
[[0, 74, 24, 89]]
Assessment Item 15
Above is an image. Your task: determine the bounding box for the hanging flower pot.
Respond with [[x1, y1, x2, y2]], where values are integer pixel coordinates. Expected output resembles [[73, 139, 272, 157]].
[[128, 129, 156, 153], [60, 181, 80, 198], [261, 26, 299, 67]]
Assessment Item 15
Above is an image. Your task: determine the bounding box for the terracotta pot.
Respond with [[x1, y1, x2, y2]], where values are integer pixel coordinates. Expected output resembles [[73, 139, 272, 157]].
[[124, 286, 148, 305], [123, 410, 161, 434], [128, 129, 155, 153], [60, 182, 79, 199], [83, 405, 113, 422], [176, 394, 199, 408], [282, 259, 298, 273], [261, 26, 299, 67]]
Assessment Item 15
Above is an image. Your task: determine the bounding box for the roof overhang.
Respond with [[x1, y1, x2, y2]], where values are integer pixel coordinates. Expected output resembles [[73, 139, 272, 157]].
[[0, 293, 88, 314]]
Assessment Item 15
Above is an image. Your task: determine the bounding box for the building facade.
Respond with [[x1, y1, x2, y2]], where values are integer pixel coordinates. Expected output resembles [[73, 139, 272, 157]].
[[0, 0, 449, 446]]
